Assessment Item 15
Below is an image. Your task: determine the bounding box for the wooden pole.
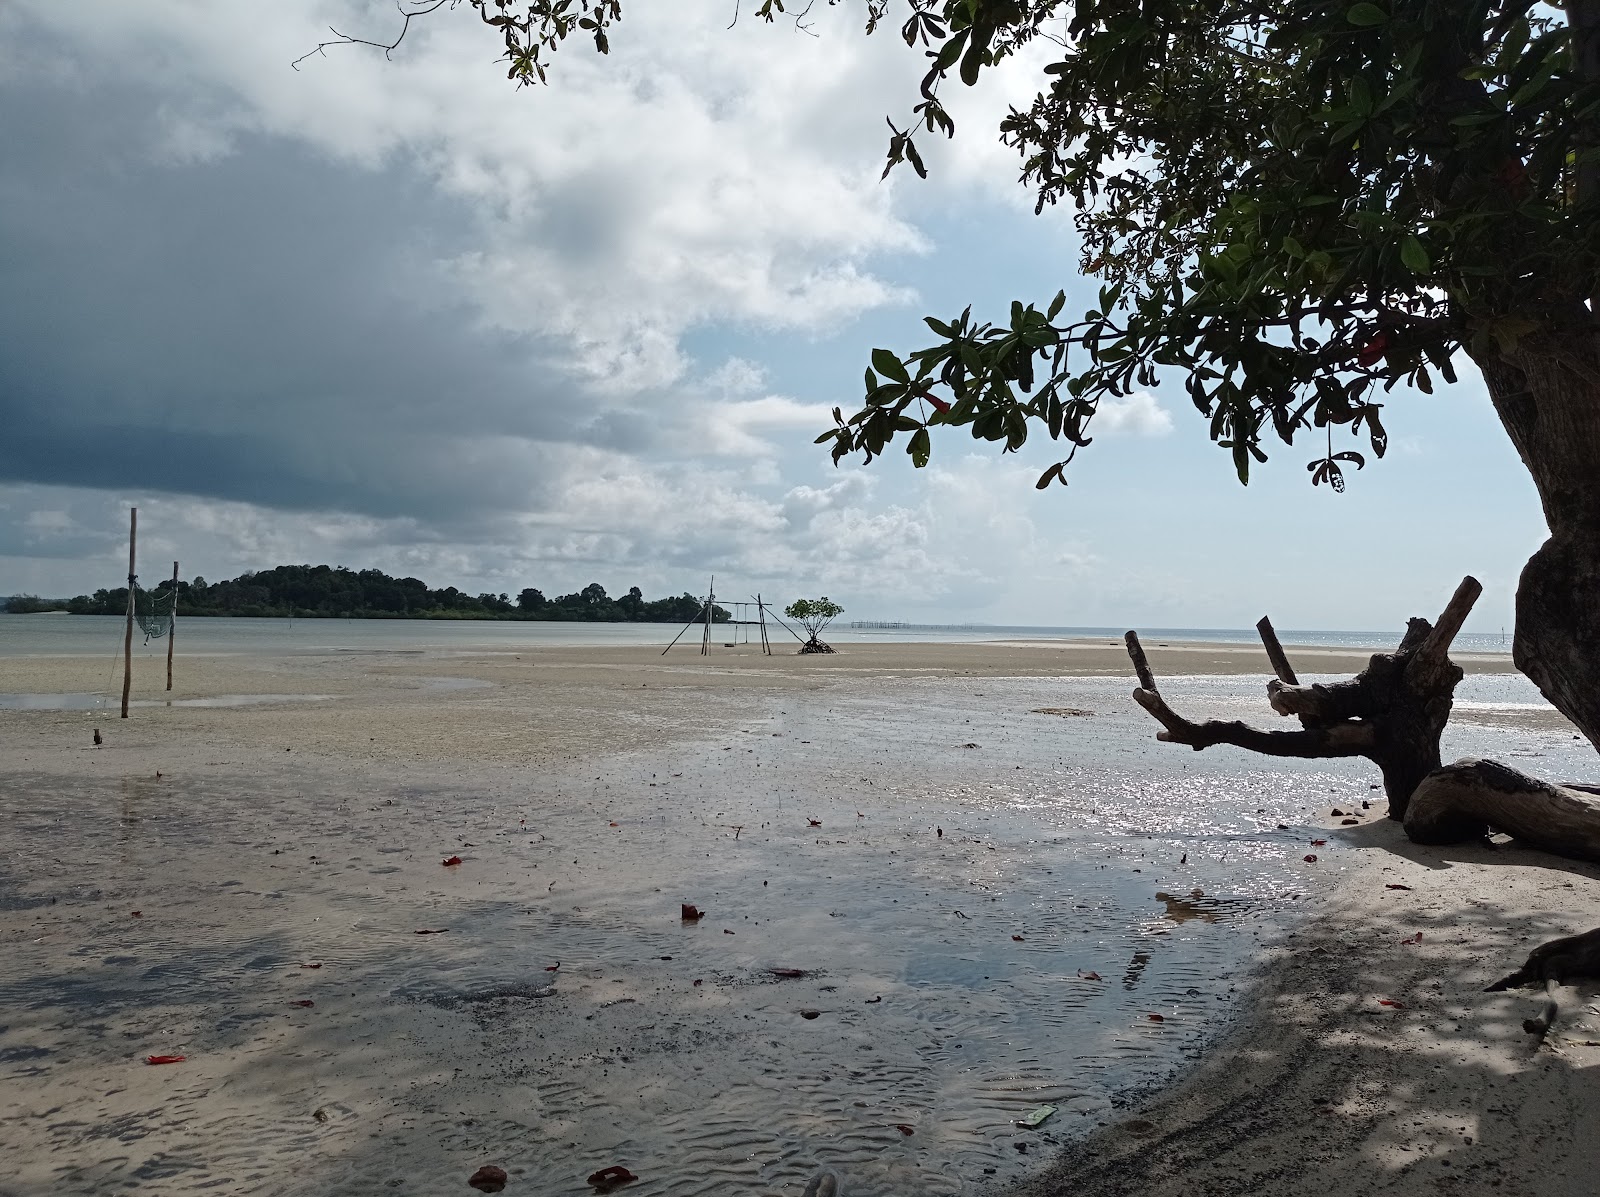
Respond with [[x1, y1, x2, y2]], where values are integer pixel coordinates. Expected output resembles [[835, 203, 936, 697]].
[[701, 576, 715, 656], [661, 601, 709, 656], [121, 507, 136, 719], [166, 560, 178, 692], [757, 593, 771, 655], [1255, 616, 1300, 686]]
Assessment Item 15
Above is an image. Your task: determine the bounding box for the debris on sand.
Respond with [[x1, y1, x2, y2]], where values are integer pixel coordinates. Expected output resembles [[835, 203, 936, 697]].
[[468, 1164, 508, 1192]]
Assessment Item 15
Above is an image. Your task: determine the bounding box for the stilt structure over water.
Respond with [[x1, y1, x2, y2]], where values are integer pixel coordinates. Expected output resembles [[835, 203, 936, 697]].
[[662, 580, 800, 655]]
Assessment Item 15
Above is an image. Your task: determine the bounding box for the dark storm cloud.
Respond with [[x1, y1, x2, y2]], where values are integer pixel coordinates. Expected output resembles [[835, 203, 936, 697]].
[[0, 69, 626, 523]]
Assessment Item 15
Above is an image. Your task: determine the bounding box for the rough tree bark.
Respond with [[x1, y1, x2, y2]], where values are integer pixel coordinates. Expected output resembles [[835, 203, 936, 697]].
[[1407, 758, 1600, 858], [1475, 327, 1600, 757], [1125, 576, 1481, 820]]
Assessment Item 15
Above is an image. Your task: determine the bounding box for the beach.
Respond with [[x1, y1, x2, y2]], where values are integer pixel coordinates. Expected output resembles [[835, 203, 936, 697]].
[[2, 630, 1597, 1196]]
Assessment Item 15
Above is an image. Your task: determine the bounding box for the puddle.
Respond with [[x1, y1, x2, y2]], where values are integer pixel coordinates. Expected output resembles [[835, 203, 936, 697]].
[[409, 676, 495, 692], [0, 693, 332, 710]]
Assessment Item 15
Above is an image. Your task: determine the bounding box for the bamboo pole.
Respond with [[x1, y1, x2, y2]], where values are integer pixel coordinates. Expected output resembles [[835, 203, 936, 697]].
[[121, 507, 136, 719], [701, 576, 715, 656], [662, 600, 709, 655], [166, 560, 178, 692]]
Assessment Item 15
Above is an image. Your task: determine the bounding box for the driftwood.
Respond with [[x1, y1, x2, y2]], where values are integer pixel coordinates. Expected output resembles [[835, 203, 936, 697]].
[[1125, 576, 1482, 819], [1123, 577, 1600, 1038], [1407, 758, 1600, 858], [1485, 926, 1600, 1038]]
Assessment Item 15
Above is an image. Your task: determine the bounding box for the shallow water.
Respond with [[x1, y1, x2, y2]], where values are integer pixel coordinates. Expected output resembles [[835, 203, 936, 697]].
[[0, 692, 333, 710], [0, 612, 1517, 657], [0, 673, 1591, 1196]]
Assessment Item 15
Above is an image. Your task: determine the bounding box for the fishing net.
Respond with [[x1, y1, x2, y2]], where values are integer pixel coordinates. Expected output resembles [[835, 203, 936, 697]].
[[133, 582, 176, 642]]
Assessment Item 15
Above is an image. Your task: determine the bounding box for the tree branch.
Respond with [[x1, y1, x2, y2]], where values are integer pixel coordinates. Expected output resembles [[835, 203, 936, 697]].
[[1132, 687, 1376, 757], [1125, 630, 1375, 758], [292, 0, 451, 71], [1409, 575, 1482, 676], [1256, 616, 1299, 685]]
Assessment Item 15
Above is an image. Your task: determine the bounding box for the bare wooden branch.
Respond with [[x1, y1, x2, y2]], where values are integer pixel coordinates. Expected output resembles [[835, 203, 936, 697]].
[[292, 0, 451, 71], [1412, 575, 1483, 665], [1255, 616, 1299, 685], [1131, 687, 1376, 758], [1124, 630, 1157, 692], [1267, 678, 1368, 722]]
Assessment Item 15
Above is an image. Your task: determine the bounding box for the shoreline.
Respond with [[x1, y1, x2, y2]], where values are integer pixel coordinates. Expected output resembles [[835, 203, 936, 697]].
[[1007, 813, 1600, 1197], [2, 641, 1595, 1194]]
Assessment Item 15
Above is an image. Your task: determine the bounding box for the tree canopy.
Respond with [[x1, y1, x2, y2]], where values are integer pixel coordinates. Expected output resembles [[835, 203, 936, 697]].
[[451, 0, 1599, 492], [38, 565, 727, 623]]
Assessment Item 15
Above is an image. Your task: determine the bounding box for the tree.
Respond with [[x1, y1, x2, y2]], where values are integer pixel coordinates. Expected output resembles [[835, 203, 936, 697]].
[[785, 596, 845, 653], [421, 0, 1600, 754]]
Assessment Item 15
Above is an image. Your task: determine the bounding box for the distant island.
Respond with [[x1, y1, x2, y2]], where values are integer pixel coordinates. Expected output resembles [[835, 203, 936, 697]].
[[2, 564, 730, 623]]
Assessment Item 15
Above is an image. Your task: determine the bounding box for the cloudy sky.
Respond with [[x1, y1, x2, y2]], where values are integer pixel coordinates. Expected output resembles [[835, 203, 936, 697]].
[[0, 1, 1547, 630]]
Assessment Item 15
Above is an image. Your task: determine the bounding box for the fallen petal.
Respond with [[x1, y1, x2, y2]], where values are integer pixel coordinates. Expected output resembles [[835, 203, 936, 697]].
[[145, 1055, 186, 1065], [441, 855, 463, 867]]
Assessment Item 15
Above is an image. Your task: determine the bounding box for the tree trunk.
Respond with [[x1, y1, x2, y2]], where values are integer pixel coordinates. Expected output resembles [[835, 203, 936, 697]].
[[1405, 757, 1600, 861], [1475, 328, 1600, 753]]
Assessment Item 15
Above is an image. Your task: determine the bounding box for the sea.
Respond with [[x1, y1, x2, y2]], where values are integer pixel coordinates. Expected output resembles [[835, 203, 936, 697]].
[[0, 612, 1514, 658]]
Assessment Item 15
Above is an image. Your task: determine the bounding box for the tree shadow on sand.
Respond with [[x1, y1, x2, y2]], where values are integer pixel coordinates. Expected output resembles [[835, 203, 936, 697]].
[[1006, 818, 1600, 1197]]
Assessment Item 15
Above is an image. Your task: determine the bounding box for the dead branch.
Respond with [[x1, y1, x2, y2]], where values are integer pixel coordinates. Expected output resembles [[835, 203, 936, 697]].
[[292, 0, 452, 71], [1126, 633, 1376, 759], [1255, 616, 1299, 686], [1123, 629, 1157, 693], [1122, 578, 1481, 818]]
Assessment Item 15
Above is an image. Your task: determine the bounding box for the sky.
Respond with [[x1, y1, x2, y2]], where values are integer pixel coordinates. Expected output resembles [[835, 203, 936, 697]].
[[0, 1, 1550, 631]]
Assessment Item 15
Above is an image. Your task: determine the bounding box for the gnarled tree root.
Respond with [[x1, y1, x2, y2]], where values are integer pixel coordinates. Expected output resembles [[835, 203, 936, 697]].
[[1484, 926, 1600, 1039], [1410, 760, 1600, 1037], [1404, 757, 1600, 860]]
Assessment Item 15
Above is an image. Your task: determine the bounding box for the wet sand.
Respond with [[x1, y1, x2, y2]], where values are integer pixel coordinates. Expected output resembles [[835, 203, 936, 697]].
[[2, 638, 1596, 1196]]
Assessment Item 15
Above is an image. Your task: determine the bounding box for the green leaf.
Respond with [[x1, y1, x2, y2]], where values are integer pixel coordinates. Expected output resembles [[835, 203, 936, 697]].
[[871, 348, 910, 384], [1400, 235, 1431, 275], [908, 427, 931, 467], [1346, 4, 1388, 26]]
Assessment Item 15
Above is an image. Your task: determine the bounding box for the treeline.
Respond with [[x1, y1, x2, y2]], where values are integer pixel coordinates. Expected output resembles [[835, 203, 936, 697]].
[[12, 565, 730, 623]]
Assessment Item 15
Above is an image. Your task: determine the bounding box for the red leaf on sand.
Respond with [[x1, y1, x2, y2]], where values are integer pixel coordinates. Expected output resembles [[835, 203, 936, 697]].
[[681, 904, 705, 921], [895, 1123, 916, 1136], [1078, 970, 1102, 981], [1378, 998, 1405, 1008], [130, 911, 142, 918], [1310, 839, 1327, 846], [1400, 933, 1422, 945], [414, 928, 449, 935], [609, 821, 619, 827], [302, 962, 322, 969], [692, 979, 702, 987], [290, 1000, 315, 1008], [468, 1164, 509, 1193], [1012, 935, 1025, 942], [769, 968, 806, 979], [1304, 854, 1319, 863], [145, 1055, 186, 1065], [586, 1165, 638, 1190], [808, 819, 822, 827], [1147, 1014, 1166, 1022], [723, 929, 735, 935], [441, 855, 463, 867], [1385, 884, 1413, 891], [545, 962, 561, 972]]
